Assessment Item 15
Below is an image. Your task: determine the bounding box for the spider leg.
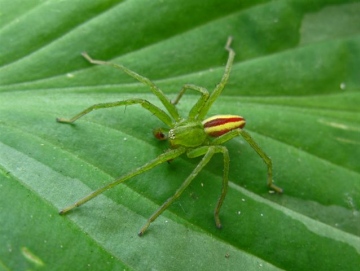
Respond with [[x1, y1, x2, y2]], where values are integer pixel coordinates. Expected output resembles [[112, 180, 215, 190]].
[[56, 98, 173, 127], [171, 84, 209, 120], [211, 129, 283, 193], [138, 145, 229, 236], [82, 52, 180, 121], [59, 147, 186, 215], [197, 36, 235, 119], [187, 146, 229, 229], [238, 130, 283, 193]]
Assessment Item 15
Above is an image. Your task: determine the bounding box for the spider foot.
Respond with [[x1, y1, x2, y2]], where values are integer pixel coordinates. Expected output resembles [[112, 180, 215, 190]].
[[56, 117, 73, 124], [138, 221, 151, 237], [269, 183, 283, 194], [215, 216, 222, 229]]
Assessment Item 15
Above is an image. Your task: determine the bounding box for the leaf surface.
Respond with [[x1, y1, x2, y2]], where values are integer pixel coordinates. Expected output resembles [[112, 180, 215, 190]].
[[1, 0, 360, 270]]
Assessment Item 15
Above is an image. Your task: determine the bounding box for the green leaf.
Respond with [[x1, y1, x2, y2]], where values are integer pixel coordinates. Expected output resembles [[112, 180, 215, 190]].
[[1, 0, 360, 270]]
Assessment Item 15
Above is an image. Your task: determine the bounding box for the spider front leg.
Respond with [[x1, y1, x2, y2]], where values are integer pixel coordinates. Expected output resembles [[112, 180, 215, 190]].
[[81, 52, 180, 121], [138, 145, 229, 236], [59, 147, 186, 215], [172, 36, 235, 121], [56, 98, 172, 127], [197, 36, 235, 120], [171, 84, 209, 119]]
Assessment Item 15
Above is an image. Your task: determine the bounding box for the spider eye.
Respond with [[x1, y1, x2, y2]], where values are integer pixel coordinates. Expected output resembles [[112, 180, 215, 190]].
[[153, 128, 167, 140], [202, 115, 245, 137]]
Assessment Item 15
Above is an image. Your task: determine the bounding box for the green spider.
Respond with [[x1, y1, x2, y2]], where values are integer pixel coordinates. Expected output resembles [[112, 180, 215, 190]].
[[57, 37, 283, 236]]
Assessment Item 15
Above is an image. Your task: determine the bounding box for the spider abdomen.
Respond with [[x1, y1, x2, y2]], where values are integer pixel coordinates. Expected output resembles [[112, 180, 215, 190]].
[[202, 114, 246, 137]]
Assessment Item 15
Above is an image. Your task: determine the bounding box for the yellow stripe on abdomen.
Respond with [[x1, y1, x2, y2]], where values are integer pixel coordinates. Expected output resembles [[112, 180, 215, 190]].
[[202, 115, 246, 137]]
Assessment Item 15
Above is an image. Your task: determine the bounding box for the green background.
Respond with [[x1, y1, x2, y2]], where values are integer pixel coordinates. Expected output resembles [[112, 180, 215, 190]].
[[1, 0, 359, 270]]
